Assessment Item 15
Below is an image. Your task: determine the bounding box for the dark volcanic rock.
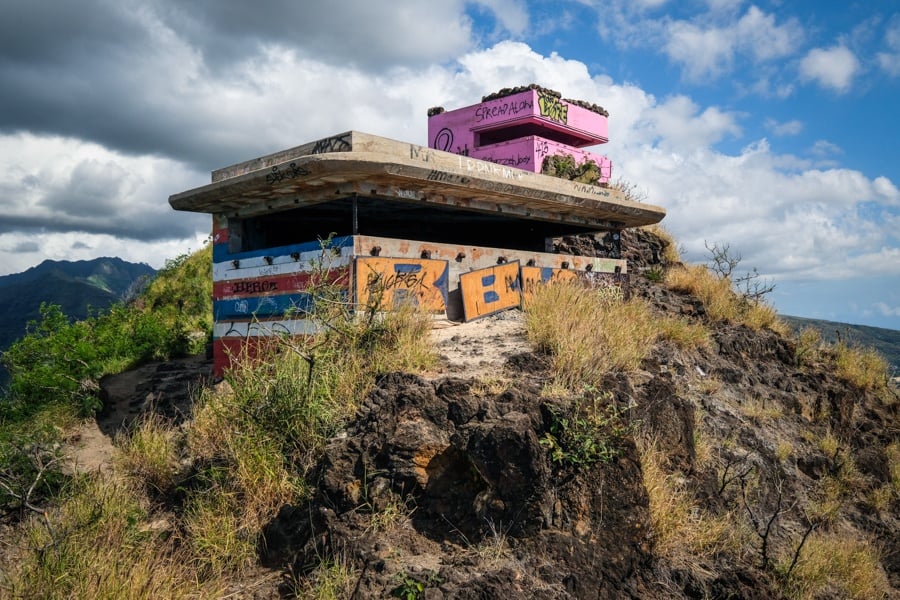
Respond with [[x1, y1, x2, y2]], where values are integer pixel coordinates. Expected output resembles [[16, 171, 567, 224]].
[[262, 372, 661, 599]]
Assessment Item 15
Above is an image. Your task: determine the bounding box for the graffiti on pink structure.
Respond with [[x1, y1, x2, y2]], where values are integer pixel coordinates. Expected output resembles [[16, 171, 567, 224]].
[[474, 96, 534, 123], [427, 88, 611, 181], [537, 90, 568, 124]]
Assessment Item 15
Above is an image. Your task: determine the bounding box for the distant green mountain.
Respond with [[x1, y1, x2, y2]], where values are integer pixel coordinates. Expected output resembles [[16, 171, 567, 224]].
[[781, 315, 900, 373], [0, 257, 156, 366]]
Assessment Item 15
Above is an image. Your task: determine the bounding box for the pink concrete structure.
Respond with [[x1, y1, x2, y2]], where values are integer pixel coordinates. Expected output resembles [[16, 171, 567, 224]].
[[427, 87, 612, 182]]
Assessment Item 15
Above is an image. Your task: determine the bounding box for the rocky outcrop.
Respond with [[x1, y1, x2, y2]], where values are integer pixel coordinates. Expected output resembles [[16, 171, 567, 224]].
[[261, 365, 663, 599]]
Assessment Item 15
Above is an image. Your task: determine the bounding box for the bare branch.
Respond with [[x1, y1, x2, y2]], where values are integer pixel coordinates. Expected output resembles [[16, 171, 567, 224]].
[[705, 241, 740, 279]]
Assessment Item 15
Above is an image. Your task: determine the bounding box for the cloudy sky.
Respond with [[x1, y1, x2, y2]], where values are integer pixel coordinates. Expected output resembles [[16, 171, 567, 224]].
[[1, 0, 899, 329]]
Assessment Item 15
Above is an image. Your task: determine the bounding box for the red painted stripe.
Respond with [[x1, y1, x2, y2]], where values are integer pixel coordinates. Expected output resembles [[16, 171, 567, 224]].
[[212, 226, 229, 245], [212, 337, 283, 378], [212, 335, 316, 378], [213, 268, 349, 300]]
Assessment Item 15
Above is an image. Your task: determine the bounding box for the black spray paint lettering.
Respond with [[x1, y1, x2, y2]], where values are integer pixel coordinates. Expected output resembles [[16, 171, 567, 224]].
[[433, 127, 454, 151], [366, 268, 429, 294], [266, 162, 310, 184], [432, 128, 470, 156], [474, 98, 534, 123], [486, 154, 531, 167], [232, 280, 279, 294], [311, 134, 352, 154], [427, 170, 470, 184]]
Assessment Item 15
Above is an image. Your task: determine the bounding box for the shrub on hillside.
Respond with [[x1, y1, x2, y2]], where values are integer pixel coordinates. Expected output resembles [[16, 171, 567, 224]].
[[1, 246, 212, 419]]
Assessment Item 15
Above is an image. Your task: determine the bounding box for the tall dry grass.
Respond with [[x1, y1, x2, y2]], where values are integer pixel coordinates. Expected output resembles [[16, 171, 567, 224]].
[[637, 439, 745, 571], [525, 282, 658, 389], [665, 264, 785, 332], [832, 342, 891, 393], [4, 474, 216, 599], [642, 223, 682, 264], [780, 529, 890, 600], [181, 296, 436, 577], [2, 279, 438, 595]]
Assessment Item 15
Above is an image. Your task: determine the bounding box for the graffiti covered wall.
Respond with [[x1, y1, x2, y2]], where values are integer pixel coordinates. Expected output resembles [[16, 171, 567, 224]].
[[428, 88, 612, 182]]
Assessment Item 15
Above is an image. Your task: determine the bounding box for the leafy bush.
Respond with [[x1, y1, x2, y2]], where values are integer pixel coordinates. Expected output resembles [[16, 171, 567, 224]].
[[1, 246, 212, 420], [541, 388, 635, 468], [541, 153, 602, 184], [0, 403, 76, 517]]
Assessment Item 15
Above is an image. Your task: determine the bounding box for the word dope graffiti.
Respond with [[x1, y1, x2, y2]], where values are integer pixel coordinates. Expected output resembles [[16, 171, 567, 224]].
[[537, 91, 568, 124]]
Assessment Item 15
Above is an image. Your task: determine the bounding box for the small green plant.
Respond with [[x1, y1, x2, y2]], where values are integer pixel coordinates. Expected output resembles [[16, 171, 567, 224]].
[[644, 267, 664, 282], [391, 574, 425, 600], [541, 153, 602, 184], [540, 388, 635, 468], [390, 571, 442, 600]]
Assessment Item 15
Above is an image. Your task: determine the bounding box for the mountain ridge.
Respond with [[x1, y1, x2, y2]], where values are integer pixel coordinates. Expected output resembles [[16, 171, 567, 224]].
[[0, 257, 156, 377], [781, 314, 900, 372]]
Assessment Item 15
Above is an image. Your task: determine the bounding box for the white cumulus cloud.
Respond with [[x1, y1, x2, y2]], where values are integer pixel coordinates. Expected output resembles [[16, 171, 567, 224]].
[[799, 45, 860, 93]]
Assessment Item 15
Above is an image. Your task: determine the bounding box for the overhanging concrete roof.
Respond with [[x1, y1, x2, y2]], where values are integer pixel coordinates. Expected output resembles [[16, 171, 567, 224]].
[[169, 131, 665, 231]]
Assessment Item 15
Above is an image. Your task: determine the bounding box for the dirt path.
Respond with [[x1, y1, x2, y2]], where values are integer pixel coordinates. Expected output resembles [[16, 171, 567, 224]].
[[63, 354, 213, 475], [429, 311, 530, 378]]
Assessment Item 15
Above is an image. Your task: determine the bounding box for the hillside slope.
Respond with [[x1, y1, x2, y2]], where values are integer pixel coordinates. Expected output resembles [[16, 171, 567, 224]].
[[5, 229, 898, 599], [781, 315, 900, 373]]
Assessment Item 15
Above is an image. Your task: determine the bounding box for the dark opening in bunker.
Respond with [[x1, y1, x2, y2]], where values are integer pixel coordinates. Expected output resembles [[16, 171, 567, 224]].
[[228, 196, 606, 254]]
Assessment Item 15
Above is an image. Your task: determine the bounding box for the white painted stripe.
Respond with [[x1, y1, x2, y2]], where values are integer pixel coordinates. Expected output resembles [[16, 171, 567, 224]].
[[213, 246, 353, 280], [214, 319, 321, 338]]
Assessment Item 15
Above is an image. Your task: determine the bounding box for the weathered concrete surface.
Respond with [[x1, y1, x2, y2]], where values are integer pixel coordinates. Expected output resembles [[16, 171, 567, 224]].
[[169, 131, 664, 230]]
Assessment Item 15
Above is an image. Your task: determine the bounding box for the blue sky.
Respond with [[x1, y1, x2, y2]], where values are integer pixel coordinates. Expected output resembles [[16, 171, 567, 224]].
[[0, 0, 898, 329]]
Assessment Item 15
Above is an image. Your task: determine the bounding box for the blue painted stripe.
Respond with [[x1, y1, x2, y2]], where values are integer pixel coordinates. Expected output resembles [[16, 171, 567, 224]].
[[481, 274, 496, 286], [213, 235, 353, 263], [433, 262, 450, 307], [393, 263, 423, 274], [214, 293, 314, 320]]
